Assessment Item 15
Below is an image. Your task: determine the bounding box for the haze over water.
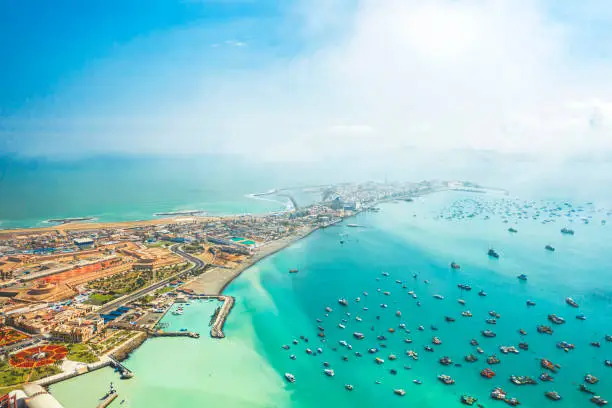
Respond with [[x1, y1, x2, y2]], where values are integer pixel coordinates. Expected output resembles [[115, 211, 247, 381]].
[[51, 191, 612, 407]]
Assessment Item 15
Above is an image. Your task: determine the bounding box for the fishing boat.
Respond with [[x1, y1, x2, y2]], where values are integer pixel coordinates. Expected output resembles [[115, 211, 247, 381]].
[[556, 341, 575, 352], [285, 373, 295, 383], [394, 389, 406, 396], [500, 346, 519, 354], [517, 273, 528, 281], [488, 248, 500, 259], [585, 374, 599, 384], [508, 227, 518, 233], [461, 395, 478, 406], [605, 360, 612, 367], [541, 359, 559, 372], [548, 314, 566, 324], [519, 328, 527, 335], [345, 384, 353, 391], [579, 384, 596, 394], [353, 332, 364, 340], [566, 297, 579, 307], [375, 357, 384, 364], [576, 314, 587, 320], [445, 316, 456, 322], [518, 342, 529, 351], [560, 227, 575, 235], [478, 289, 487, 297], [462, 311, 473, 317], [324, 369, 335, 377], [413, 379, 422, 385], [470, 339, 479, 346], [482, 330, 496, 338], [481, 368, 496, 378], [591, 396, 608, 406], [338, 298, 348, 306], [486, 318, 497, 325], [433, 294, 444, 300], [606, 335, 612, 342], [458, 299, 466, 305], [465, 354, 478, 362], [439, 356, 452, 366], [457, 283, 472, 291], [526, 300, 536, 306], [545, 245, 556, 252], [537, 325, 553, 334], [489, 310, 501, 318], [487, 355, 501, 365], [289, 268, 298, 274], [491, 387, 506, 400], [437, 374, 455, 385], [432, 337, 442, 345], [451, 262, 461, 269], [510, 375, 536, 385], [540, 373, 554, 382]]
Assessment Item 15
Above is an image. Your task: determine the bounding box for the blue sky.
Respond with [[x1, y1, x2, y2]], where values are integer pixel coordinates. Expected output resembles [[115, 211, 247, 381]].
[[2, 0, 612, 161]]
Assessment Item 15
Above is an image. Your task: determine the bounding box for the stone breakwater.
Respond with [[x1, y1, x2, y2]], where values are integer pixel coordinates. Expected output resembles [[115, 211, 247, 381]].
[[211, 295, 235, 339]]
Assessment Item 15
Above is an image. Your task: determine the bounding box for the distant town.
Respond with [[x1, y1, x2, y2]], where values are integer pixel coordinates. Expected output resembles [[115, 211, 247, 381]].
[[0, 179, 481, 405]]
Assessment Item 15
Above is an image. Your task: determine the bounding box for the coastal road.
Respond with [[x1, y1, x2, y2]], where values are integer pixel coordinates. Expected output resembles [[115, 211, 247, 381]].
[[93, 245, 205, 316]]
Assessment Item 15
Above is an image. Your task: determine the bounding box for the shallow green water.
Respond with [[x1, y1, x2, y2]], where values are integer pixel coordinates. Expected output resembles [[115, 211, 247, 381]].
[[52, 191, 612, 407]]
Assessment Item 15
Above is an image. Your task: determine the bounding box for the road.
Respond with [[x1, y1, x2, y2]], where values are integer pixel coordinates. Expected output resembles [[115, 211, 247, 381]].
[[93, 245, 205, 316]]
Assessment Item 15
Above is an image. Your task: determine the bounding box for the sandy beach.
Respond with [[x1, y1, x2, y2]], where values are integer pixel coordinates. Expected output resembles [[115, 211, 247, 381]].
[[184, 226, 318, 295]]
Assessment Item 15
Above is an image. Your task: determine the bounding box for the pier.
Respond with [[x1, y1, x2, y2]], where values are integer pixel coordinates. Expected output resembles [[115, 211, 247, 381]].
[[210, 295, 234, 338], [96, 391, 118, 408]]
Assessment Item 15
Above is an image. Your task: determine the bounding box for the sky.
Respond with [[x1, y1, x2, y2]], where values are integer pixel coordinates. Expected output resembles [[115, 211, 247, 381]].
[[2, 0, 612, 164]]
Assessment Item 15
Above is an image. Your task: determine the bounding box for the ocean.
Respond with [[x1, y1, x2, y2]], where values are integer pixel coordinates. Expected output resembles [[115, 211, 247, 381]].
[[50, 191, 612, 408]]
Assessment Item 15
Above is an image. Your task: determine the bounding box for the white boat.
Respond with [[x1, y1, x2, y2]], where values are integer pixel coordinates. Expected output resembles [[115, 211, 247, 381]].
[[324, 369, 335, 377], [285, 373, 295, 383]]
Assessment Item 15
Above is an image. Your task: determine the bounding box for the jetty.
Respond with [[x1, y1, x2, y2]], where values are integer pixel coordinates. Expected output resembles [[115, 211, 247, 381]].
[[96, 391, 118, 408], [210, 295, 235, 338]]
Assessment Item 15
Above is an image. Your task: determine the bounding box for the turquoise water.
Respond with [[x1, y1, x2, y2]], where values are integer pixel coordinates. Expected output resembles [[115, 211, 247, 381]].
[[51, 191, 612, 407]]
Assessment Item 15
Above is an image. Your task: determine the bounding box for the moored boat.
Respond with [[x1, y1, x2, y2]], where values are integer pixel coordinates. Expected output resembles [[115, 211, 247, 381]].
[[566, 297, 579, 308], [488, 248, 500, 259], [481, 368, 496, 378], [585, 374, 599, 384], [285, 373, 295, 383], [548, 314, 566, 325], [394, 389, 406, 396], [510, 375, 536, 385], [461, 395, 478, 406], [438, 374, 455, 385]]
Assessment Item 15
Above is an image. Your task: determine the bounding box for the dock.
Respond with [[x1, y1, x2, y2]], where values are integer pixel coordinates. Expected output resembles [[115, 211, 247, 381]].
[[96, 391, 118, 408]]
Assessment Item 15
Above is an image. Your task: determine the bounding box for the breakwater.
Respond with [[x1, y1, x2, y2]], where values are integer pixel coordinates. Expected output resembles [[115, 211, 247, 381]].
[[35, 359, 111, 387]]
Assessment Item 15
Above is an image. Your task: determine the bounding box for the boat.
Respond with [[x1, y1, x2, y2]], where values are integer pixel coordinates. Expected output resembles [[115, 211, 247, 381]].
[[431, 325, 439, 331], [489, 311, 501, 318], [424, 345, 434, 352], [487, 355, 501, 365], [470, 339, 479, 346], [461, 395, 478, 406], [476, 347, 484, 354], [545, 245, 556, 252], [339, 340, 348, 347], [580, 384, 596, 394], [508, 227, 518, 233], [486, 318, 497, 325], [481, 368, 496, 378], [519, 328, 527, 335], [526, 300, 536, 306], [324, 369, 335, 377], [375, 357, 384, 364], [491, 387, 506, 400], [338, 298, 348, 306], [488, 248, 500, 259], [325, 306, 333, 313], [518, 342, 529, 351], [605, 360, 612, 367], [345, 384, 353, 391], [462, 311, 473, 317], [445, 316, 456, 322], [432, 337, 442, 345], [566, 297, 579, 307], [478, 289, 487, 297], [606, 335, 612, 342], [438, 374, 455, 385], [439, 356, 452, 366], [282, 345, 290, 350], [433, 294, 444, 300], [540, 373, 554, 382], [537, 325, 553, 334], [451, 262, 461, 269], [517, 273, 528, 281], [413, 379, 422, 385], [285, 373, 295, 383], [394, 389, 406, 396], [457, 283, 472, 291], [510, 375, 536, 385], [338, 323, 345, 329], [591, 396, 608, 406], [305, 348, 312, 354], [289, 268, 298, 274], [585, 374, 599, 384], [458, 299, 466, 305], [576, 314, 587, 320], [388, 354, 397, 361], [548, 314, 566, 324], [382, 271, 390, 276], [541, 359, 559, 372], [465, 354, 478, 362], [556, 341, 575, 352], [500, 346, 519, 354], [560, 228, 575, 235], [482, 330, 496, 338], [353, 332, 364, 340]]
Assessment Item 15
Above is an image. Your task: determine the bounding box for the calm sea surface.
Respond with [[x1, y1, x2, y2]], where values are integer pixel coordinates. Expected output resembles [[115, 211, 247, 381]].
[[51, 191, 612, 407]]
